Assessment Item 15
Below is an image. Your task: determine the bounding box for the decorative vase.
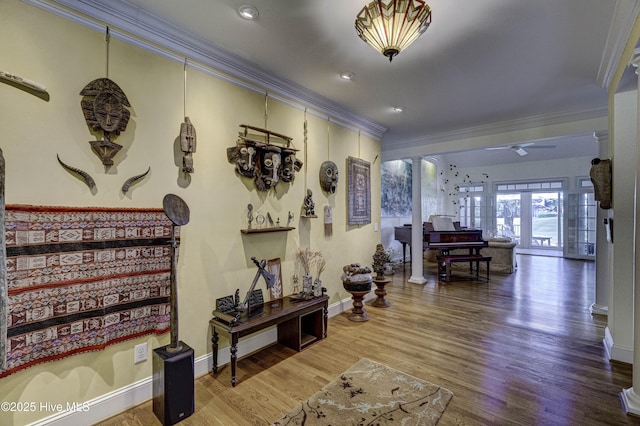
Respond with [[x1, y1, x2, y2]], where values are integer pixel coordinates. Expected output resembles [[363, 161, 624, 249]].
[[313, 278, 323, 297], [342, 279, 372, 322], [302, 273, 313, 295]]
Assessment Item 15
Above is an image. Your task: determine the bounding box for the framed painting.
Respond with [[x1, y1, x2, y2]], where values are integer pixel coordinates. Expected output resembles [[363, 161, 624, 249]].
[[267, 258, 283, 300], [347, 156, 371, 224]]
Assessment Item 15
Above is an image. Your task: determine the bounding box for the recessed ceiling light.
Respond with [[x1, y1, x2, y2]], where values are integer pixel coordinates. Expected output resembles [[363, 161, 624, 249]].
[[393, 106, 404, 112], [238, 5, 259, 20], [340, 71, 355, 80]]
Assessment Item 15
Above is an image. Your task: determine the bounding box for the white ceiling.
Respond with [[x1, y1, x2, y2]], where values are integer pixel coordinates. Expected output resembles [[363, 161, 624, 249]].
[[50, 0, 628, 166]]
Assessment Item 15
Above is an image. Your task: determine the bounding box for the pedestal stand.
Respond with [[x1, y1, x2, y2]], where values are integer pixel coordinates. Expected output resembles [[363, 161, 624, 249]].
[[342, 280, 372, 322], [152, 341, 194, 425], [371, 278, 391, 308]]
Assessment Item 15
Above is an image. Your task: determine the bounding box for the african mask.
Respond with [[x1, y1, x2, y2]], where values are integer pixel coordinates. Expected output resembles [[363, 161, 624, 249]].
[[590, 158, 612, 209], [319, 161, 339, 193], [80, 78, 131, 166], [281, 148, 303, 183], [255, 145, 281, 191], [226, 140, 257, 178], [180, 117, 196, 173]]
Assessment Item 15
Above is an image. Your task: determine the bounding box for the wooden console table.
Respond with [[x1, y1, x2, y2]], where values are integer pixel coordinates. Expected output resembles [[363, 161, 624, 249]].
[[210, 295, 329, 386]]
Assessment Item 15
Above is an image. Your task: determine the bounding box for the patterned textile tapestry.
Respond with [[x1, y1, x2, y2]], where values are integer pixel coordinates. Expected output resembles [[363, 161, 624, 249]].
[[273, 358, 453, 425], [0, 205, 173, 377]]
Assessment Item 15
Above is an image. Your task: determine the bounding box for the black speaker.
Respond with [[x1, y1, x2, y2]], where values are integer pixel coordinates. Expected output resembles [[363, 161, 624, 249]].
[[152, 342, 195, 425]]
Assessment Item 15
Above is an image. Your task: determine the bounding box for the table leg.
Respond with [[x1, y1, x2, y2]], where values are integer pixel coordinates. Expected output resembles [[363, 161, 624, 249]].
[[230, 333, 238, 387], [211, 327, 219, 374], [323, 304, 328, 338]]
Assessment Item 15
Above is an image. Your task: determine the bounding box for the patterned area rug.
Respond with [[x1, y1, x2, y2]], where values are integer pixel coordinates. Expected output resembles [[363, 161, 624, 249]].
[[1, 205, 173, 377], [273, 358, 453, 425]]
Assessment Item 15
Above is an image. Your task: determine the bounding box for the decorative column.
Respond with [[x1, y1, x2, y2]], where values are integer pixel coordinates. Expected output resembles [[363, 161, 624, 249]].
[[622, 50, 640, 415], [591, 131, 609, 316], [408, 157, 427, 284]]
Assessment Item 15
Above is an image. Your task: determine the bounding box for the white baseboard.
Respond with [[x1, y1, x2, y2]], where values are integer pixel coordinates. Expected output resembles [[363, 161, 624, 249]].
[[28, 296, 354, 426], [604, 326, 633, 364]]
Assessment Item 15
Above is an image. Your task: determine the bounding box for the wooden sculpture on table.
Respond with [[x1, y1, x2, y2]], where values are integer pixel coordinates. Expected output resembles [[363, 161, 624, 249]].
[[80, 78, 131, 166]]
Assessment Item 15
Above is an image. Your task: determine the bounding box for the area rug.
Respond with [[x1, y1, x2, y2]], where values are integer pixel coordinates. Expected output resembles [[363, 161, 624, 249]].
[[1, 205, 174, 377], [272, 358, 453, 425]]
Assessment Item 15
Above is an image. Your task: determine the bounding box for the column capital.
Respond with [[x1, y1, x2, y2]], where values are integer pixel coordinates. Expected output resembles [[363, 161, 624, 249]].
[[630, 48, 640, 73], [593, 131, 609, 143]]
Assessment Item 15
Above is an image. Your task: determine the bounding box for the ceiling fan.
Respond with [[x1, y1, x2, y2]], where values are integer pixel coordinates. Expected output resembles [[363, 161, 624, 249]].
[[485, 142, 556, 157]]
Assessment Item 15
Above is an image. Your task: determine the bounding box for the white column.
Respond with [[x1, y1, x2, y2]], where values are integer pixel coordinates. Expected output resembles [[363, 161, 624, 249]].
[[591, 131, 609, 316], [622, 50, 640, 415], [408, 157, 427, 284]]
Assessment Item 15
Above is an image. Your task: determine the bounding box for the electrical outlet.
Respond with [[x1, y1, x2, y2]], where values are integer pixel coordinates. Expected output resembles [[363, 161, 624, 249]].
[[134, 342, 147, 364], [374, 223, 379, 232]]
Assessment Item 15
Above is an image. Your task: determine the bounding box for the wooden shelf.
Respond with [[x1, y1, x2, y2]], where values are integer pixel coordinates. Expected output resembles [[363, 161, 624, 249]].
[[300, 215, 317, 219], [240, 227, 295, 234]]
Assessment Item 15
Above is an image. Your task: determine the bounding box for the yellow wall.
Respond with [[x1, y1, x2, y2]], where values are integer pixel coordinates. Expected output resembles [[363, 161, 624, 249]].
[[0, 1, 381, 423]]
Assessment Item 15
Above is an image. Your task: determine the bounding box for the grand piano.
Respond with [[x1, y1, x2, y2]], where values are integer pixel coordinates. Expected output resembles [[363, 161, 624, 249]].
[[394, 221, 487, 263]]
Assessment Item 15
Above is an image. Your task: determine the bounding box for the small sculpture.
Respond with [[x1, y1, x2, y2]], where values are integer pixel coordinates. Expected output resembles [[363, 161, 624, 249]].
[[303, 189, 315, 216], [320, 161, 339, 193], [180, 117, 196, 173], [372, 243, 386, 279], [247, 204, 254, 229], [287, 211, 294, 227]]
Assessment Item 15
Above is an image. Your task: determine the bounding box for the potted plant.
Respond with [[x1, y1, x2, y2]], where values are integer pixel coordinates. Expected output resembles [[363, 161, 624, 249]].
[[383, 248, 395, 275]]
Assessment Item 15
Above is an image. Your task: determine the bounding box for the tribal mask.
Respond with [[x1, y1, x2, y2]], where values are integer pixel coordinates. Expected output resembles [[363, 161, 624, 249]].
[[281, 148, 303, 183], [319, 161, 339, 193]]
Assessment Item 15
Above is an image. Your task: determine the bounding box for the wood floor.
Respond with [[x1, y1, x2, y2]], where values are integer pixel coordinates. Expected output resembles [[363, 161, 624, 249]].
[[98, 255, 640, 425]]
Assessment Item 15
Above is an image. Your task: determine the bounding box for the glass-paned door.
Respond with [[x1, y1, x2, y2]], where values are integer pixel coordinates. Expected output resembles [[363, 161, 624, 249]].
[[530, 192, 561, 248], [496, 193, 521, 243], [564, 192, 596, 259]]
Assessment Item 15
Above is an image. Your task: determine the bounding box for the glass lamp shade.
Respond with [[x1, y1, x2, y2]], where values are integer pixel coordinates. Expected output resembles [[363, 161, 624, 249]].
[[355, 0, 432, 62]]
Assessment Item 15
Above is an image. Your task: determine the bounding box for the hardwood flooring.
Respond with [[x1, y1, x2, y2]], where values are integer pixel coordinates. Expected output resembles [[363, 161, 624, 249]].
[[98, 255, 640, 425]]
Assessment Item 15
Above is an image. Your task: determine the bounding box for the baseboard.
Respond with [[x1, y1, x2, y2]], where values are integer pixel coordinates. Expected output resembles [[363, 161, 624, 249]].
[[28, 296, 354, 426], [604, 327, 633, 364]]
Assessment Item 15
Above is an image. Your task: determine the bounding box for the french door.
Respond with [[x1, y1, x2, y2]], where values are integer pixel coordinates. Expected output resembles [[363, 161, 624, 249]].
[[495, 181, 564, 249]]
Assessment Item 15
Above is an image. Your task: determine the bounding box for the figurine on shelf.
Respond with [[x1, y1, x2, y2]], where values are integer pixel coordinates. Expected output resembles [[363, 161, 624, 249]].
[[247, 204, 254, 229], [372, 243, 386, 279], [287, 211, 294, 227], [303, 189, 315, 216]]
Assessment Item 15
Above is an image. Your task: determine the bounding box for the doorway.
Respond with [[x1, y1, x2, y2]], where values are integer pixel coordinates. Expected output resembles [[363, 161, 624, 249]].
[[495, 181, 564, 251]]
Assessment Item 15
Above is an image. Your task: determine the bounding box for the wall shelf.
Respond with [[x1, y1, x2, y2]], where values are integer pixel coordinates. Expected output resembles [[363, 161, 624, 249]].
[[240, 227, 295, 234]]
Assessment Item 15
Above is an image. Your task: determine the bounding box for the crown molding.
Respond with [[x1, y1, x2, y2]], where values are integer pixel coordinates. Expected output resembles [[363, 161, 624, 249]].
[[383, 105, 608, 152], [597, 0, 640, 89], [26, 0, 387, 140]]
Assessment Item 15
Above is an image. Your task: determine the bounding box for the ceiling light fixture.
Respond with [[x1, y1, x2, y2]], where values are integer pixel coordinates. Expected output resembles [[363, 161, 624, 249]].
[[340, 71, 355, 80], [238, 5, 259, 20], [355, 0, 432, 62], [393, 106, 404, 112]]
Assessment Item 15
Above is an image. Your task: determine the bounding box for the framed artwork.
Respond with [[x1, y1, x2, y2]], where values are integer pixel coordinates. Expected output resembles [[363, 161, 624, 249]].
[[267, 258, 283, 300], [381, 160, 412, 217], [347, 156, 371, 224]]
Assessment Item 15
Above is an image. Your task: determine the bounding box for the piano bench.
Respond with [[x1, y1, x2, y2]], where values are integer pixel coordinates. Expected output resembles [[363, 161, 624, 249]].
[[436, 254, 492, 282]]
